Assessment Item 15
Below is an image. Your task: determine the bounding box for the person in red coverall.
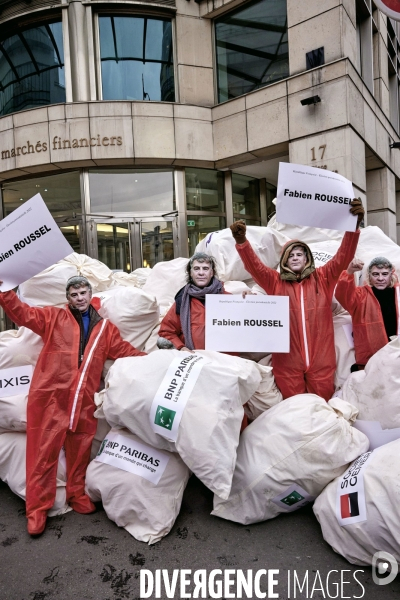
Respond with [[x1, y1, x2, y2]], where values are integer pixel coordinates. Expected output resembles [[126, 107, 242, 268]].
[[335, 256, 400, 371], [159, 252, 224, 351], [0, 275, 145, 536], [159, 253, 248, 431], [230, 199, 364, 401]]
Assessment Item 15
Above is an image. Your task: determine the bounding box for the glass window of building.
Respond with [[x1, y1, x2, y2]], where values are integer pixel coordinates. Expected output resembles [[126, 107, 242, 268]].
[[99, 15, 174, 102], [0, 20, 65, 116], [185, 168, 225, 212], [89, 169, 175, 213], [2, 171, 81, 252], [215, 0, 288, 102], [187, 215, 226, 256], [232, 174, 260, 224]]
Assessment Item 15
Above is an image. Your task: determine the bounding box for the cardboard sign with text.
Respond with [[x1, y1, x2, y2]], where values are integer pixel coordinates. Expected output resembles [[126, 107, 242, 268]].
[[276, 163, 357, 232], [0, 194, 73, 291], [205, 295, 290, 352]]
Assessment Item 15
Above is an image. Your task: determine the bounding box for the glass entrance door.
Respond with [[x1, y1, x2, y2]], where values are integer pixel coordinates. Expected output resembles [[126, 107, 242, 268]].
[[96, 223, 131, 271], [141, 220, 174, 268], [94, 217, 176, 272]]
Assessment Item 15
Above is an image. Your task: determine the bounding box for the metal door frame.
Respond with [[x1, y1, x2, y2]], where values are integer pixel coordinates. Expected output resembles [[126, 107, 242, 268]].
[[87, 213, 178, 271]]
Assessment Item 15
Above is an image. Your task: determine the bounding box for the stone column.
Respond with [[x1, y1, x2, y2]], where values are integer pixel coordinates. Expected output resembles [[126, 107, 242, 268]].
[[68, 0, 90, 102], [175, 10, 214, 106], [366, 167, 397, 242]]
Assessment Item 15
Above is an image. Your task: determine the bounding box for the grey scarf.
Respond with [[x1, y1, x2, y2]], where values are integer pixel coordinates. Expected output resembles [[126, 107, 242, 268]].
[[180, 278, 223, 350]]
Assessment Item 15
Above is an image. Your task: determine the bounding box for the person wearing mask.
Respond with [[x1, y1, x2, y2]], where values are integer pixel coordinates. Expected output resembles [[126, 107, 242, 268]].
[[0, 275, 146, 536], [229, 199, 364, 401], [159, 252, 224, 351], [335, 256, 400, 370]]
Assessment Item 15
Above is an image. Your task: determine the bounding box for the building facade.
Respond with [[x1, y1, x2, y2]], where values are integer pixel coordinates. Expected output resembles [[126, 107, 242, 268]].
[[0, 0, 400, 279]]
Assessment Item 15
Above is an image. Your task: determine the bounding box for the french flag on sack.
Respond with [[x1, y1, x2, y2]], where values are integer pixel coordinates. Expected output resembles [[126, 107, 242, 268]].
[[336, 452, 374, 526], [340, 492, 360, 519]]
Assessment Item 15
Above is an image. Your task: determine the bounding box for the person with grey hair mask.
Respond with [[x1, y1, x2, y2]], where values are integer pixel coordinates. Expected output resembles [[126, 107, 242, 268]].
[[159, 252, 225, 352], [0, 274, 145, 536], [336, 256, 400, 371]]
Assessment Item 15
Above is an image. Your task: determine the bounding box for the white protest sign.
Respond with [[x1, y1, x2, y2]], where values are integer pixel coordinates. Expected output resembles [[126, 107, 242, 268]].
[[0, 194, 73, 291], [336, 451, 374, 526], [0, 365, 33, 397], [95, 431, 170, 485], [205, 295, 290, 352], [276, 163, 357, 232], [149, 353, 208, 442]]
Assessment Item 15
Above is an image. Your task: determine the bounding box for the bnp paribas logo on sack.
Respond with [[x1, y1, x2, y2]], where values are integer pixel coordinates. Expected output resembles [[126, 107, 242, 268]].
[[154, 406, 176, 430], [280, 490, 305, 507], [97, 438, 108, 456]]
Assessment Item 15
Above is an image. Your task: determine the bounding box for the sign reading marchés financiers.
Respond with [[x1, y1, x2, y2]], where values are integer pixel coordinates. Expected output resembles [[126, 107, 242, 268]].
[[205, 295, 290, 352], [276, 162, 357, 232], [95, 431, 170, 485], [150, 353, 208, 442], [0, 194, 73, 291], [1, 134, 123, 160]]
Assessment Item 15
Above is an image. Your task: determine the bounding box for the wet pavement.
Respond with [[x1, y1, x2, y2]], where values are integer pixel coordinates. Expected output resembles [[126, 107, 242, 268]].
[[0, 477, 399, 600]]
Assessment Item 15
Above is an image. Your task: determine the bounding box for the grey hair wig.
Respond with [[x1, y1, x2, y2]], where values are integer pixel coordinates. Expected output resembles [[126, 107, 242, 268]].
[[368, 256, 393, 271], [66, 275, 92, 297], [186, 252, 218, 283]]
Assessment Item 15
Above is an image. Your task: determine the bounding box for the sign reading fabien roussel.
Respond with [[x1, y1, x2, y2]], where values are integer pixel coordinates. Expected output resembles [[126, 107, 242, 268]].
[[0, 194, 73, 290], [205, 295, 290, 352], [276, 162, 357, 232]]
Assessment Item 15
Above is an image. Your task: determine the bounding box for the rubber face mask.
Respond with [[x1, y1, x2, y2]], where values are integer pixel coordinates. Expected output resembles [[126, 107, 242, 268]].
[[286, 248, 307, 273], [190, 261, 214, 288], [68, 286, 92, 312], [369, 268, 393, 290]]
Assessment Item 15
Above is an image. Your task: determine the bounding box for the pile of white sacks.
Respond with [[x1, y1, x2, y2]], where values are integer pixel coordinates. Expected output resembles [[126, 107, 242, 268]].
[[0, 221, 399, 563]]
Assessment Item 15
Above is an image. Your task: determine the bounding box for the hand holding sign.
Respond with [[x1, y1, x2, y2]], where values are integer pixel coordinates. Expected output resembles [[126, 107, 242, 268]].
[[276, 163, 363, 232], [349, 198, 365, 228]]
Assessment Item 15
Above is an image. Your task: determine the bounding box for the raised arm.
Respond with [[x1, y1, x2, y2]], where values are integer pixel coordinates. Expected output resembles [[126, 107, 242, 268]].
[[335, 259, 365, 314], [319, 230, 360, 288], [230, 221, 279, 294], [0, 288, 49, 337]]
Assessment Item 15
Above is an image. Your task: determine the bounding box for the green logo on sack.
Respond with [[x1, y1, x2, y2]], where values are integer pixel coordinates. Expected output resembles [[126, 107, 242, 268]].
[[154, 406, 176, 430], [97, 438, 108, 456], [280, 490, 305, 506]]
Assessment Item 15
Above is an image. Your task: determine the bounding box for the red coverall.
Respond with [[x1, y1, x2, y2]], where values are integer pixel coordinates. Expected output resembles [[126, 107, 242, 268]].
[[0, 291, 144, 523], [235, 231, 360, 400], [160, 298, 208, 350], [335, 272, 400, 365]]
